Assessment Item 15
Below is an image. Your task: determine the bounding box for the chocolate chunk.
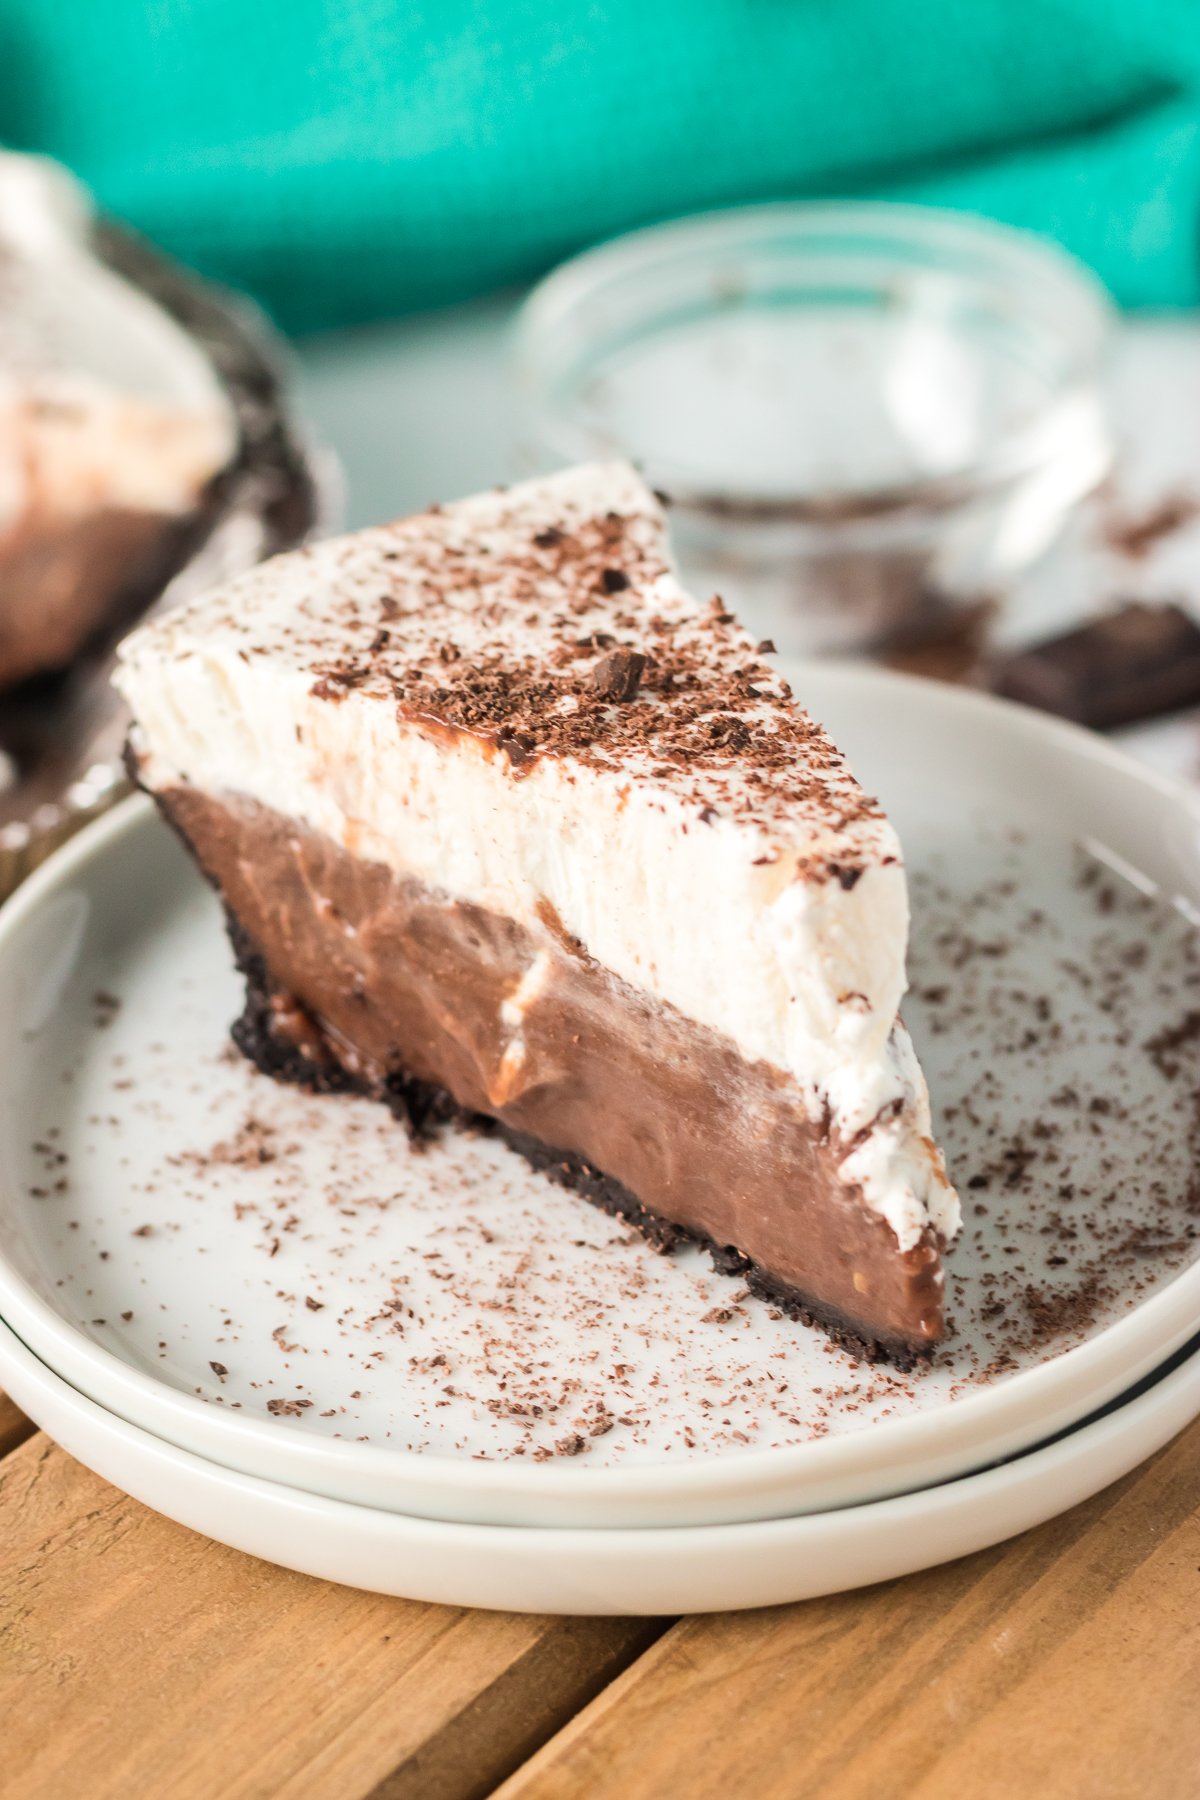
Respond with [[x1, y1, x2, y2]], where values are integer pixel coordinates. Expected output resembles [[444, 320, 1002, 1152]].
[[533, 527, 563, 549], [755, 638, 777, 655], [829, 864, 863, 891], [600, 568, 631, 593], [209, 1360, 228, 1378], [588, 648, 645, 702], [991, 602, 1200, 730]]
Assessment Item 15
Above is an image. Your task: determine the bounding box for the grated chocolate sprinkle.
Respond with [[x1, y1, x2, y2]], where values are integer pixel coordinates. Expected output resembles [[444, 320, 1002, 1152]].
[[131, 467, 889, 873]]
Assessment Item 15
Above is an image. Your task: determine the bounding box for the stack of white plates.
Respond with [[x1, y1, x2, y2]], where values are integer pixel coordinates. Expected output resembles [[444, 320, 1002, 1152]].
[[1, 668, 1198, 1615]]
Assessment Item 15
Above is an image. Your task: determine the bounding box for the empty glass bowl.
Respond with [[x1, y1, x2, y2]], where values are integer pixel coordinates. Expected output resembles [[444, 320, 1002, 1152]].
[[512, 203, 1115, 657]]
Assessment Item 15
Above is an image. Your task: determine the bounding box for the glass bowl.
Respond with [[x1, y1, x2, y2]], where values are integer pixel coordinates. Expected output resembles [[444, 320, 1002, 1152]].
[[511, 202, 1116, 658]]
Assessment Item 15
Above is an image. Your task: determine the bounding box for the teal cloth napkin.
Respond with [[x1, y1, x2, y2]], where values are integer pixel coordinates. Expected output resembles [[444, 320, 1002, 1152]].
[[2, 0, 1199, 331]]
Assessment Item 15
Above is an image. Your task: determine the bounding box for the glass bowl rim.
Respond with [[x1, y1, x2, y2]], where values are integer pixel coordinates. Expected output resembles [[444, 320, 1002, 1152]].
[[511, 199, 1117, 527]]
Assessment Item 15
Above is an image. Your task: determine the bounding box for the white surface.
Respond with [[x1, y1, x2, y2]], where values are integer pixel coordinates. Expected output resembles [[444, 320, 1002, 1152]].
[[0, 1309, 1196, 1614], [116, 463, 951, 1250], [296, 293, 518, 529], [2, 667, 1200, 1527]]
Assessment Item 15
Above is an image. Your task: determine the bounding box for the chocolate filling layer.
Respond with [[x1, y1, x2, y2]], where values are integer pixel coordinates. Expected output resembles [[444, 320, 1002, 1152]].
[[0, 506, 190, 688], [155, 784, 946, 1364]]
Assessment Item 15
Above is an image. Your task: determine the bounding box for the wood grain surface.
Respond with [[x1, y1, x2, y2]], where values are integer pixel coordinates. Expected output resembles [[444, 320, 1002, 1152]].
[[2, 1389, 1196, 1799], [0, 1424, 662, 1800], [497, 1418, 1200, 1800], [0, 1389, 35, 1458]]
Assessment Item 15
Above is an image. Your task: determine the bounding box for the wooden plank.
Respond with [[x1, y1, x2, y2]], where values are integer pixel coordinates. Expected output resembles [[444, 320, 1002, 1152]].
[[0, 1391, 35, 1458], [497, 1418, 1200, 1800], [0, 1437, 663, 1800]]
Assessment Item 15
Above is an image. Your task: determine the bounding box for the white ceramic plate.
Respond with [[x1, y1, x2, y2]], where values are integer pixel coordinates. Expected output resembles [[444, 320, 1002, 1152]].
[[2, 666, 1200, 1528], [1, 1312, 1196, 1614]]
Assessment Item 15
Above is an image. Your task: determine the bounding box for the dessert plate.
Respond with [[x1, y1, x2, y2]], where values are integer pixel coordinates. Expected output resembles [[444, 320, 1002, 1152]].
[[0, 1311, 1196, 1614], [1, 667, 1200, 1527]]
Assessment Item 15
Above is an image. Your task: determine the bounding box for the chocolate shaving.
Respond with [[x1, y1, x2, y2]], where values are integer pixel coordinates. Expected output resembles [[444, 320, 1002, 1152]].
[[1145, 1009, 1200, 1079], [588, 648, 645, 702], [311, 668, 368, 702], [155, 477, 888, 852], [1106, 493, 1199, 559], [497, 729, 534, 767]]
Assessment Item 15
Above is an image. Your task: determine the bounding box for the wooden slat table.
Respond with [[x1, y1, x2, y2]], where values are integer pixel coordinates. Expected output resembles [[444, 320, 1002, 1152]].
[[2, 1387, 1198, 1798]]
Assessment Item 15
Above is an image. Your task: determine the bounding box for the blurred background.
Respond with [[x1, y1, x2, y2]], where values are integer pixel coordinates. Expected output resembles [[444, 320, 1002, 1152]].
[[6, 0, 1200, 867], [6, 0, 1200, 330]]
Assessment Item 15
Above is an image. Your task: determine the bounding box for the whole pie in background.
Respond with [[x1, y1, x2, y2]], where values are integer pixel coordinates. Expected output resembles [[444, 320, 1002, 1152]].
[[0, 154, 236, 691]]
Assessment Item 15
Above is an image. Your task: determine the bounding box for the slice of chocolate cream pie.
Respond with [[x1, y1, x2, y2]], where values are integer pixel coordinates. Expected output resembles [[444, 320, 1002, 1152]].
[[116, 464, 960, 1363]]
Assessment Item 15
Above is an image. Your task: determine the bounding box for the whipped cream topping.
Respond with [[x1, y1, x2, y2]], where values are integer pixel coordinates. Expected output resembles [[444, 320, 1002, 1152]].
[[117, 464, 959, 1252], [0, 152, 235, 532]]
